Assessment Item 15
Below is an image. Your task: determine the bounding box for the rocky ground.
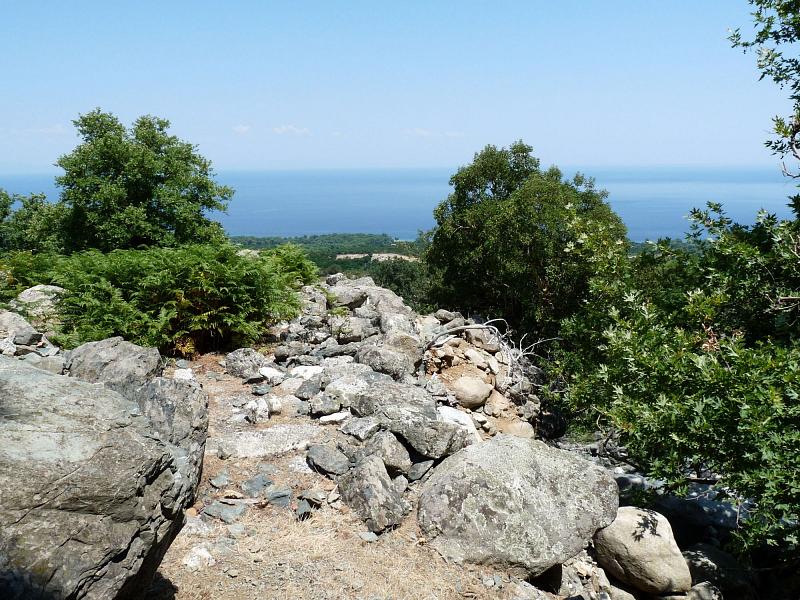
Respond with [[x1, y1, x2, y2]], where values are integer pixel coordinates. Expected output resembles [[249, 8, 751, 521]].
[[1, 276, 764, 600]]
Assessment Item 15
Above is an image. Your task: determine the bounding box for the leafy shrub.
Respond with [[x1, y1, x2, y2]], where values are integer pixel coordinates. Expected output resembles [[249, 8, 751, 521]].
[[561, 205, 800, 552], [1, 243, 316, 355]]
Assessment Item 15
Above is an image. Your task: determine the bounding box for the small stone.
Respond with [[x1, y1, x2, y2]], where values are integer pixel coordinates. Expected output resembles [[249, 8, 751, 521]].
[[252, 384, 272, 396], [319, 410, 351, 424], [173, 368, 195, 381], [359, 531, 379, 543], [210, 472, 230, 489], [182, 546, 215, 571], [408, 460, 435, 481], [340, 416, 382, 441], [295, 499, 313, 520], [241, 474, 273, 498], [299, 488, 328, 506], [227, 569, 239, 578], [226, 523, 248, 539], [307, 444, 351, 475], [266, 486, 293, 508]]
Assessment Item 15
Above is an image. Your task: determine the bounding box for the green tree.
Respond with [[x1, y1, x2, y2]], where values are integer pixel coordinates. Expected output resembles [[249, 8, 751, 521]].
[[0, 189, 65, 252], [56, 109, 233, 251], [426, 141, 627, 335]]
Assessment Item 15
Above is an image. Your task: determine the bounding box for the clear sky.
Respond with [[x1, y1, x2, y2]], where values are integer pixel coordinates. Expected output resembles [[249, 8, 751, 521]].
[[0, 1, 788, 173]]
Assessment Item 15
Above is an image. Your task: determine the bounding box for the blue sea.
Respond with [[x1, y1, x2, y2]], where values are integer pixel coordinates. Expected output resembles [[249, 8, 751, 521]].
[[2, 167, 796, 242]]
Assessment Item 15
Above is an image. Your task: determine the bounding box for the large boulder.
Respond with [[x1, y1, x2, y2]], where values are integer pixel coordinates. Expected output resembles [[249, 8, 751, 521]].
[[682, 543, 757, 599], [0, 355, 206, 599], [350, 381, 472, 459], [594, 507, 692, 595], [65, 336, 162, 399], [338, 455, 408, 532], [0, 310, 41, 346], [355, 344, 414, 380], [9, 284, 64, 329], [417, 435, 618, 577]]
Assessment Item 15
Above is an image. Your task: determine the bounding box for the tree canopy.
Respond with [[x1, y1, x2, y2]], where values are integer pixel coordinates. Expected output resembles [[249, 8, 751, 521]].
[[425, 141, 627, 335], [54, 109, 233, 251]]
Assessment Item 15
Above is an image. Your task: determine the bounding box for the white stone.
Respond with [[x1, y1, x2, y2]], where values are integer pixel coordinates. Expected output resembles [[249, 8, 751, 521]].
[[437, 406, 483, 443], [173, 368, 195, 381], [182, 545, 216, 571], [319, 410, 352, 424], [258, 365, 286, 385], [289, 365, 324, 380]]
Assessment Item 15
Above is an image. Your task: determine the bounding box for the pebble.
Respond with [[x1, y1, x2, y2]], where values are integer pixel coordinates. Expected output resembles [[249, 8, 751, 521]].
[[319, 410, 351, 424], [359, 531, 379, 543], [210, 472, 230, 489], [252, 384, 272, 396]]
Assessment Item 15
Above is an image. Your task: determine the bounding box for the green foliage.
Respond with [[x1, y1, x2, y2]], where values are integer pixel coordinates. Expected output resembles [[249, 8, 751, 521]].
[[0, 190, 66, 253], [0, 244, 316, 355], [426, 141, 627, 335], [561, 206, 800, 552], [54, 109, 232, 252], [370, 258, 436, 314]]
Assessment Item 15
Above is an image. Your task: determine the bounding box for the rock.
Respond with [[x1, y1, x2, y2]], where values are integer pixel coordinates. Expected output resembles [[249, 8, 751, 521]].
[[295, 499, 313, 520], [273, 341, 311, 363], [365, 430, 412, 475], [319, 410, 351, 424], [408, 459, 435, 481], [295, 374, 323, 400], [594, 507, 692, 595], [682, 543, 756, 599], [66, 336, 162, 399], [241, 474, 273, 498], [339, 455, 408, 532], [0, 310, 41, 346], [225, 347, 269, 380], [687, 581, 723, 600], [485, 390, 511, 418], [435, 309, 459, 323], [607, 581, 638, 600], [332, 316, 377, 344], [209, 424, 322, 459], [393, 474, 409, 494], [417, 435, 618, 578], [324, 372, 390, 407], [340, 416, 382, 441], [203, 500, 248, 523], [359, 531, 379, 543], [464, 327, 501, 353], [173, 367, 194, 380], [306, 444, 351, 475], [298, 488, 327, 506], [9, 284, 64, 329], [258, 365, 286, 385], [182, 546, 216, 572], [0, 334, 15, 356], [350, 381, 472, 459], [20, 353, 65, 374], [464, 347, 488, 369], [210, 472, 230, 489], [356, 345, 414, 380], [266, 486, 292, 507], [328, 284, 367, 308], [437, 406, 483, 443], [450, 375, 493, 409], [500, 420, 535, 439], [0, 355, 203, 599], [309, 393, 342, 416], [289, 365, 324, 380]]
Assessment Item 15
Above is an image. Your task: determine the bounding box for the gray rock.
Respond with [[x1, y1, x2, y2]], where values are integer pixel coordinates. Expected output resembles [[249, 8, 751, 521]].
[[295, 373, 323, 400], [417, 435, 618, 578], [332, 316, 378, 344], [0, 310, 41, 346], [309, 393, 342, 417], [356, 345, 414, 380], [204, 500, 248, 524], [687, 582, 723, 600], [408, 460, 435, 481], [324, 371, 391, 407], [306, 444, 351, 475], [339, 455, 408, 532], [266, 486, 292, 507], [295, 499, 313, 520], [66, 336, 162, 400], [273, 341, 311, 363], [351, 381, 472, 459], [241, 474, 273, 498], [594, 507, 692, 595], [20, 353, 65, 375], [365, 430, 412, 475], [225, 347, 269, 380], [0, 355, 204, 599], [328, 284, 368, 308], [393, 474, 409, 494], [210, 472, 230, 489], [340, 416, 382, 441], [358, 531, 379, 543], [434, 309, 459, 323]]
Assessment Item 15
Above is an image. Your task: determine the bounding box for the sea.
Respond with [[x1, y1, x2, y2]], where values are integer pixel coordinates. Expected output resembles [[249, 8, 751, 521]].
[[2, 167, 796, 242]]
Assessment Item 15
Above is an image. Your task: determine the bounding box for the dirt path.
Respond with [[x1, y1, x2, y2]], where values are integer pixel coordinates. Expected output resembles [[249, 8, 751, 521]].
[[147, 355, 525, 600]]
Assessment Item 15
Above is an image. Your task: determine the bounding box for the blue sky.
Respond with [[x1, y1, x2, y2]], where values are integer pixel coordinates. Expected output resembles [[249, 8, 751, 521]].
[[0, 1, 788, 173]]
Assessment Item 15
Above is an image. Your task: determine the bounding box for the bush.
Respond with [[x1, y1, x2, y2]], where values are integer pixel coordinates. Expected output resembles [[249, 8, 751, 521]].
[[0, 243, 316, 355], [560, 205, 800, 552]]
